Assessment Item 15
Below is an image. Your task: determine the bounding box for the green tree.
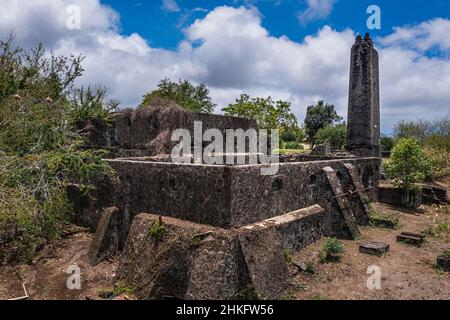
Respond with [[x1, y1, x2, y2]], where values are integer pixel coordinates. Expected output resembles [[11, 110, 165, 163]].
[[383, 138, 434, 208], [315, 124, 347, 150], [304, 100, 342, 148], [222, 94, 298, 130], [141, 78, 216, 113]]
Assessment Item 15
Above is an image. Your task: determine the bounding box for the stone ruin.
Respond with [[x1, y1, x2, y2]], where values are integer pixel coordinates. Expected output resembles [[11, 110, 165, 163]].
[[71, 34, 382, 300]]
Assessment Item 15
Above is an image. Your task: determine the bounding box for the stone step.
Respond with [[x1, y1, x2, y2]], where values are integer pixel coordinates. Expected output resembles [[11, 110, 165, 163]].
[[322, 166, 361, 239], [359, 241, 390, 257], [369, 214, 399, 229], [400, 231, 425, 241], [396, 233, 424, 247]]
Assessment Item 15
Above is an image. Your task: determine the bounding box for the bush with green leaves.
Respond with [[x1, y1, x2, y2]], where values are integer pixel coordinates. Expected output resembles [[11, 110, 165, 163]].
[[141, 78, 216, 113], [323, 238, 344, 255], [281, 141, 304, 150], [322, 238, 344, 262], [304, 100, 342, 148], [0, 36, 115, 263], [223, 94, 298, 130], [314, 124, 347, 150], [383, 138, 434, 208]]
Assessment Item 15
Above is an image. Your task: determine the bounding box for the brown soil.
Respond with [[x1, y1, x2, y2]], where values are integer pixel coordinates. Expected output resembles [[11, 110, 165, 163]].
[[0, 204, 448, 300], [0, 233, 118, 300], [287, 203, 450, 300]]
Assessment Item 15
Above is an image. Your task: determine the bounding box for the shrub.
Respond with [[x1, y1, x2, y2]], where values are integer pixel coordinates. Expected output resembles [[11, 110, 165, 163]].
[[321, 238, 344, 263], [323, 238, 344, 255], [383, 138, 434, 208], [281, 141, 304, 150], [282, 249, 293, 264], [423, 146, 450, 178], [148, 217, 166, 241], [315, 124, 347, 150], [0, 37, 114, 264]]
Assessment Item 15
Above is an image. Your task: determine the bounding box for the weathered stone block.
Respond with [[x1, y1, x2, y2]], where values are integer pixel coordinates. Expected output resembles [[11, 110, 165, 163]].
[[397, 232, 424, 247], [88, 207, 121, 266], [359, 241, 390, 257], [369, 214, 399, 229], [436, 252, 450, 271], [420, 183, 448, 205], [243, 205, 326, 251], [379, 185, 422, 209], [238, 227, 288, 300], [322, 166, 361, 239], [115, 214, 212, 299]]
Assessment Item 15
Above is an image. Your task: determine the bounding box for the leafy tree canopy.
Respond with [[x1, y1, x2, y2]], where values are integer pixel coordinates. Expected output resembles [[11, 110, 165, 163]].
[[141, 78, 216, 114], [315, 123, 347, 150], [304, 100, 342, 147], [222, 94, 298, 131]]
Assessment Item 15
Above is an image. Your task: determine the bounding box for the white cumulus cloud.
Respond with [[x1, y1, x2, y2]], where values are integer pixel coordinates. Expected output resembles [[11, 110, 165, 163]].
[[297, 0, 337, 24], [0, 1, 449, 133]]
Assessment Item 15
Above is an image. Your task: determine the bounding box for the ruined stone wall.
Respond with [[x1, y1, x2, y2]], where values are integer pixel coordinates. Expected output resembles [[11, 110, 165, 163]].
[[84, 104, 258, 158], [74, 157, 379, 246], [228, 158, 379, 230]]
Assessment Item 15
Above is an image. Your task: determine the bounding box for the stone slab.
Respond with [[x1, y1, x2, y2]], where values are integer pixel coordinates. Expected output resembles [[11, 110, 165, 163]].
[[436, 253, 450, 271], [397, 233, 423, 247], [359, 241, 390, 257], [369, 215, 399, 229], [238, 227, 289, 300], [322, 166, 361, 239], [88, 207, 120, 266]]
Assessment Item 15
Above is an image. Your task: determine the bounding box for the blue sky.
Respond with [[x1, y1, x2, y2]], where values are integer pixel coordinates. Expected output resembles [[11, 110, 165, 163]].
[[104, 0, 449, 50], [1, 0, 449, 134]]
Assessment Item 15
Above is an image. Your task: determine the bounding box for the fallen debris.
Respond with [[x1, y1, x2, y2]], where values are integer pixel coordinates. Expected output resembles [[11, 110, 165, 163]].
[[8, 284, 29, 301]]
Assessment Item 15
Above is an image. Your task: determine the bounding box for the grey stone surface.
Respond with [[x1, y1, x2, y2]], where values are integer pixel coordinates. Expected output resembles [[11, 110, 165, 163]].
[[69, 156, 379, 248], [116, 206, 332, 300], [378, 185, 422, 209], [347, 33, 380, 158], [397, 233, 424, 247], [420, 183, 448, 205], [238, 227, 288, 300], [88, 207, 121, 266], [359, 241, 390, 256], [437, 253, 450, 271], [322, 166, 361, 240], [84, 103, 258, 158], [241, 205, 326, 251], [344, 162, 372, 225]]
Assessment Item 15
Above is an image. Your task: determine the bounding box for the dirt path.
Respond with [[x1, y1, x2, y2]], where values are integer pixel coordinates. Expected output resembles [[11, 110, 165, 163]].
[[288, 203, 450, 300], [0, 233, 118, 300]]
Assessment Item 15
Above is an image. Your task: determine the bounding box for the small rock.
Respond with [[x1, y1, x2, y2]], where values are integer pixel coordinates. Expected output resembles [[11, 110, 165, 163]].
[[437, 252, 450, 272], [293, 261, 308, 272]]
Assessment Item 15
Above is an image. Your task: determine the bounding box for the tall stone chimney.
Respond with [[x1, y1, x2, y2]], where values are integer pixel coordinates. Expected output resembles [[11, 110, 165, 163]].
[[347, 33, 380, 158]]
